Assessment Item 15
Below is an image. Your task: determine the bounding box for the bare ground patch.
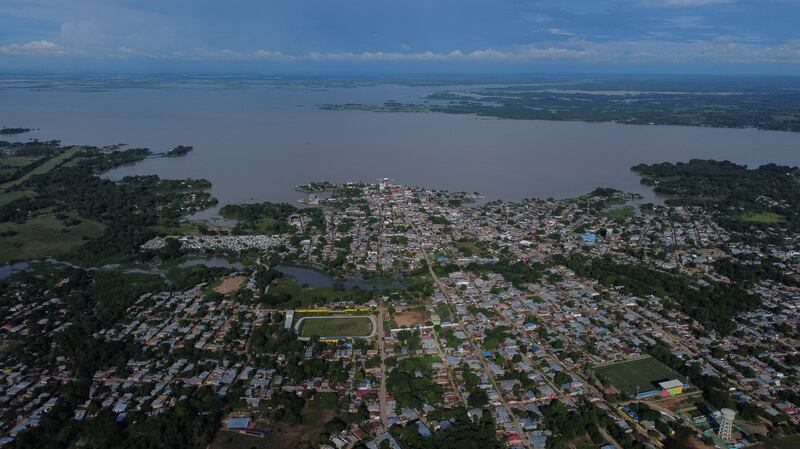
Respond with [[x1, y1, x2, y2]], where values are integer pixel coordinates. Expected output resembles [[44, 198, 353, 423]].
[[395, 308, 426, 327], [215, 275, 247, 294]]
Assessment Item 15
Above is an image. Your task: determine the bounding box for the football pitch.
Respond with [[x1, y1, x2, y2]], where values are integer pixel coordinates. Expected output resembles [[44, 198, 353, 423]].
[[298, 316, 374, 338], [594, 356, 687, 397]]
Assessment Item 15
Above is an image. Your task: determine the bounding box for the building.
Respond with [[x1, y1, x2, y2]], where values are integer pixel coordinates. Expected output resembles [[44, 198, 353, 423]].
[[284, 310, 295, 330], [717, 408, 735, 443], [658, 379, 684, 397]]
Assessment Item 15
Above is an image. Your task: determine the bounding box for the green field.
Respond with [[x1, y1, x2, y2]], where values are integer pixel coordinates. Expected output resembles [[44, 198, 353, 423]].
[[0, 190, 34, 206], [0, 213, 105, 263], [605, 205, 636, 219], [740, 211, 787, 224], [298, 316, 373, 338], [1, 146, 83, 189], [594, 356, 687, 398]]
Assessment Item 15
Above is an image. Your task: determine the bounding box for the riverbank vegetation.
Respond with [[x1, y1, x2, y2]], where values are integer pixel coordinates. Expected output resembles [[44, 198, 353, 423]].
[[0, 142, 217, 264], [220, 201, 297, 234], [0, 127, 31, 135], [631, 160, 800, 239], [320, 77, 800, 132], [165, 144, 193, 157]]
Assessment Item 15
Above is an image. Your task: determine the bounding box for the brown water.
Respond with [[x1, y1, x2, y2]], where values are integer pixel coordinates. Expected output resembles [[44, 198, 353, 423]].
[[2, 80, 799, 220]]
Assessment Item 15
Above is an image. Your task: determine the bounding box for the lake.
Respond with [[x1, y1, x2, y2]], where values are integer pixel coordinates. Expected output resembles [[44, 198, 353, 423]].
[[2, 76, 799, 222]]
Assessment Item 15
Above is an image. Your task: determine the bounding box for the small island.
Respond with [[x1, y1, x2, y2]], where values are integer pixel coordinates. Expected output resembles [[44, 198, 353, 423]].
[[165, 144, 193, 157], [0, 127, 32, 135]]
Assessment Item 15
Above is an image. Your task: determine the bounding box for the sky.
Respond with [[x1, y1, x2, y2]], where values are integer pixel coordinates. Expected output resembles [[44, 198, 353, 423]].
[[1, 0, 799, 74]]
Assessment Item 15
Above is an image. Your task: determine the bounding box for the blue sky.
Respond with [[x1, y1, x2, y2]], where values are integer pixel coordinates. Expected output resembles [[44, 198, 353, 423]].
[[1, 0, 799, 73]]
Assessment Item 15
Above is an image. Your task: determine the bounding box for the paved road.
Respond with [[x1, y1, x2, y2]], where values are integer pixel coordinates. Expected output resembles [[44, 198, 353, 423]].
[[377, 303, 390, 430], [408, 218, 533, 449]]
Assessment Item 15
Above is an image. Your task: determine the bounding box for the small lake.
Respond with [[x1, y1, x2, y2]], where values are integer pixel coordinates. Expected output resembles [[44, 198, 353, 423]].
[[0, 262, 30, 280], [0, 256, 245, 281], [275, 264, 405, 290], [179, 257, 244, 270]]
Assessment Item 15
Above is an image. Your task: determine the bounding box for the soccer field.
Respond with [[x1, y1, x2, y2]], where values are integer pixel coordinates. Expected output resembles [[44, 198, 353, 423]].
[[594, 356, 686, 397], [298, 316, 374, 338]]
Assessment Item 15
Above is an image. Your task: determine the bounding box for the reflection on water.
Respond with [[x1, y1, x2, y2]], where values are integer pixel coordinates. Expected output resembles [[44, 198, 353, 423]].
[[179, 257, 244, 270], [0, 262, 30, 280], [275, 264, 405, 290], [0, 256, 246, 281]]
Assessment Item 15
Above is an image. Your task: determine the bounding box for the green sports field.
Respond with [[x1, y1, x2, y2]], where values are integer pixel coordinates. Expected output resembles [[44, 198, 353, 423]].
[[298, 316, 373, 338], [594, 356, 687, 398]]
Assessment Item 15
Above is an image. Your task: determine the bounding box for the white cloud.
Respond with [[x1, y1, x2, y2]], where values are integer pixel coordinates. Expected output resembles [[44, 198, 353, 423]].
[[2, 36, 799, 66], [161, 47, 588, 62], [548, 28, 576, 36], [0, 40, 72, 56]]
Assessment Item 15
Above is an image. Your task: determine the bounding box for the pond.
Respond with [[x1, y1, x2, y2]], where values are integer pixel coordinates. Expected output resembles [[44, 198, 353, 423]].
[[275, 264, 405, 291]]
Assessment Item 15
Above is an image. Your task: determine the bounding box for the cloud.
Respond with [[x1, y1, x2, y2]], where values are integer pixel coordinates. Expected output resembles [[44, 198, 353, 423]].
[[156, 47, 588, 62], [548, 28, 576, 36], [2, 36, 799, 66], [0, 40, 72, 56], [572, 36, 800, 64]]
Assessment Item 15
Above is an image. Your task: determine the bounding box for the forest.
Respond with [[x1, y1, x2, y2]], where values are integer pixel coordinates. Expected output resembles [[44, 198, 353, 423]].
[[632, 159, 800, 236], [0, 144, 216, 263]]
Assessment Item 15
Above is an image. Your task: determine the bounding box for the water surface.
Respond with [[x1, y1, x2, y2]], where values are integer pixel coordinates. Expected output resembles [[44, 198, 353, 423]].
[[1, 80, 799, 218], [276, 264, 405, 290]]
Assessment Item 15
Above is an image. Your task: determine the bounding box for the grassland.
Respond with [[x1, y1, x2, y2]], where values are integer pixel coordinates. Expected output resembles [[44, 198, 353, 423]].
[[1, 146, 83, 189], [605, 205, 636, 219], [212, 392, 339, 449], [0, 212, 105, 263], [454, 239, 489, 257], [0, 190, 33, 206], [298, 316, 373, 338], [0, 156, 38, 179], [268, 276, 371, 307], [594, 356, 687, 398], [0, 147, 101, 263], [740, 211, 787, 224], [755, 435, 800, 449]]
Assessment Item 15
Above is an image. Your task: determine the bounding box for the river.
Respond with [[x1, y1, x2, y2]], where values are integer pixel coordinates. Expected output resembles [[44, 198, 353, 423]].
[[2, 76, 799, 222]]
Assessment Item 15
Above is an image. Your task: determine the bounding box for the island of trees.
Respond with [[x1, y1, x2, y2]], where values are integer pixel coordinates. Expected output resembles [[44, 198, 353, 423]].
[[0, 127, 32, 135], [165, 144, 193, 157]]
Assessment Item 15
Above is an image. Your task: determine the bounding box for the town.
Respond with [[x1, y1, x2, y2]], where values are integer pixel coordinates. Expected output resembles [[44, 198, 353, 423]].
[[2, 176, 799, 449]]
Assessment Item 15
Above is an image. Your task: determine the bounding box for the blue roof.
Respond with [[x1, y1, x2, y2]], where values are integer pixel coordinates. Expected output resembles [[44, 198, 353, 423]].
[[580, 232, 597, 242], [415, 420, 433, 437]]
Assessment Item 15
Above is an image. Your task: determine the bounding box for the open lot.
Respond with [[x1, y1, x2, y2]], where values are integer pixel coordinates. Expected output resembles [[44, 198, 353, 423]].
[[210, 392, 339, 449], [298, 316, 374, 338], [605, 205, 636, 219], [594, 356, 687, 398], [0, 212, 105, 263], [214, 275, 247, 294], [740, 211, 787, 224], [395, 307, 426, 327]]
